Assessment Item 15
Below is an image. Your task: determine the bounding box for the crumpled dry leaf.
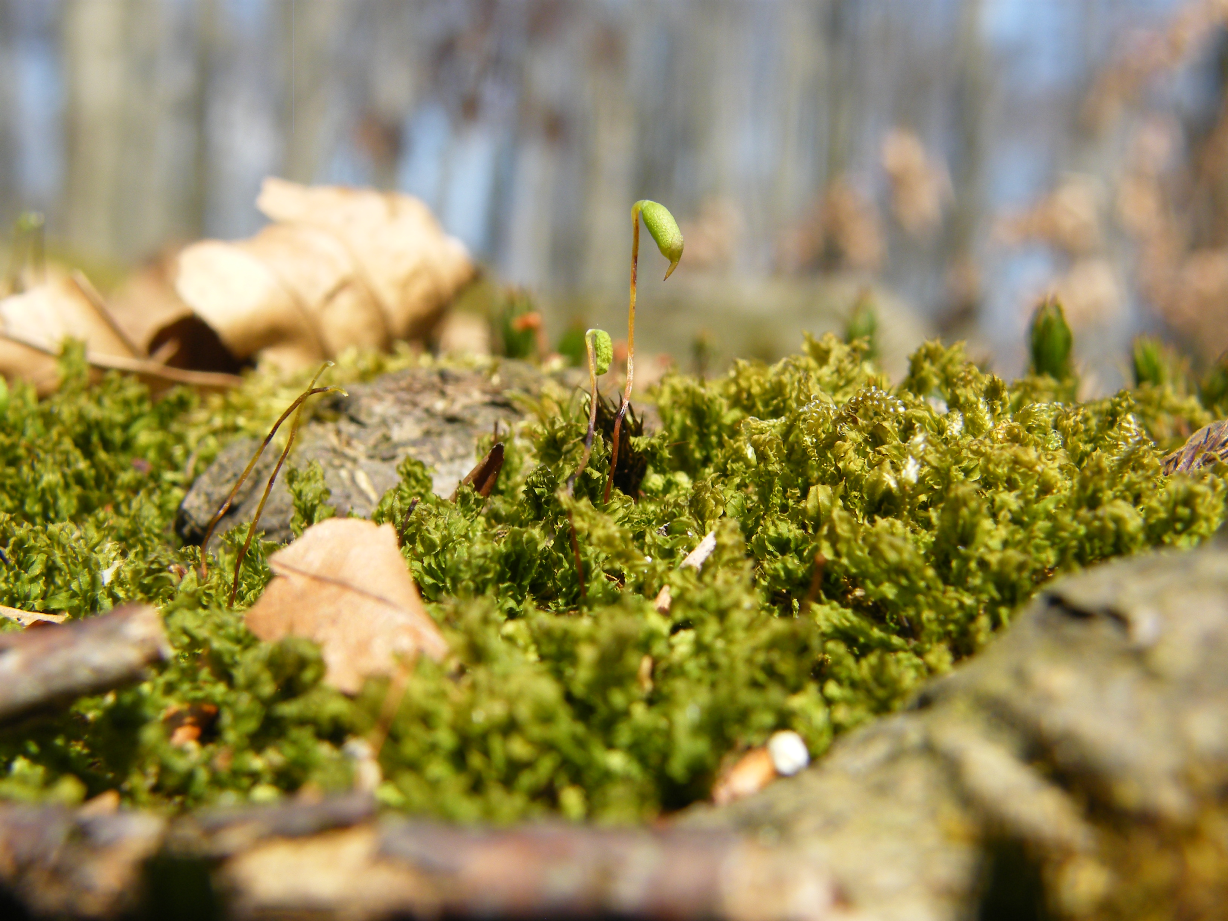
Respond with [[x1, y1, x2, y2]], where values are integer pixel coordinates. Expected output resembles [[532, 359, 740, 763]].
[[1162, 419, 1228, 475], [175, 177, 476, 372], [994, 175, 1103, 256], [107, 248, 246, 375], [244, 518, 448, 694], [881, 128, 951, 237], [0, 605, 68, 628], [653, 529, 717, 614], [0, 269, 243, 395], [0, 272, 138, 395]]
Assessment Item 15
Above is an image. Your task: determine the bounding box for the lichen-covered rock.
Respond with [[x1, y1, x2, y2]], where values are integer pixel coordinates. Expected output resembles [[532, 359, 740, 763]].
[[176, 360, 556, 545], [692, 535, 1228, 920]]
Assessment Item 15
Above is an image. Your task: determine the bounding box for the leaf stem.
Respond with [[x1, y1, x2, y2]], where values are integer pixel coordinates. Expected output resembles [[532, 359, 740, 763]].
[[604, 204, 640, 503]]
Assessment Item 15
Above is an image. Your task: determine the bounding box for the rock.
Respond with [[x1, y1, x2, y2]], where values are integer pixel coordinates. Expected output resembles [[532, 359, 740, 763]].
[[688, 535, 1228, 919], [177, 360, 563, 545]]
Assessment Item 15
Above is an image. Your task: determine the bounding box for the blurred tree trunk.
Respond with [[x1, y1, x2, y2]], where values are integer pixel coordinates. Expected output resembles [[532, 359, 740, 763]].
[[61, 0, 130, 260], [0, 1, 15, 233], [941, 0, 988, 331], [279, 0, 341, 185], [187, 0, 219, 240], [822, 0, 855, 185]]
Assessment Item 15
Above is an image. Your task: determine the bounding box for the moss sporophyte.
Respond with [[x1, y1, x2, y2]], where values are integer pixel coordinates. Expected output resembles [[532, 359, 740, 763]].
[[0, 319, 1226, 822], [605, 200, 684, 503]]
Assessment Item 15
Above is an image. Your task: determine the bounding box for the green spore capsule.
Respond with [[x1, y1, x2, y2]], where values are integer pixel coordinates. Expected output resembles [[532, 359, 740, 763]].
[[587, 329, 613, 376], [1029, 299, 1074, 381], [635, 200, 684, 280]]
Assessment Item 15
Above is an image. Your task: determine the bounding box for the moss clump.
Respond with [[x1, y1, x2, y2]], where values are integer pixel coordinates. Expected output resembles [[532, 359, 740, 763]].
[[0, 334, 1224, 822]]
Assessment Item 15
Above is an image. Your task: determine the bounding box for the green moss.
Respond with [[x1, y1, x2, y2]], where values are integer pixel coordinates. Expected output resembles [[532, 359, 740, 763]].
[[0, 333, 1224, 821]]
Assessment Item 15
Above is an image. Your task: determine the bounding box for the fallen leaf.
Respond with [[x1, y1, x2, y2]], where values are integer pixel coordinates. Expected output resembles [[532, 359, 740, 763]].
[[1162, 420, 1228, 474], [0, 269, 243, 395], [450, 443, 504, 500], [107, 248, 247, 375], [711, 731, 810, 805], [245, 518, 448, 693], [163, 702, 220, 748], [712, 747, 776, 806], [175, 178, 476, 372], [0, 605, 68, 628], [0, 272, 138, 395], [653, 530, 717, 614], [680, 530, 717, 570]]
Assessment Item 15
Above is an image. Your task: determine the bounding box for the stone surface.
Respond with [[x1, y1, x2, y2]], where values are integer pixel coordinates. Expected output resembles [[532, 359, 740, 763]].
[[177, 360, 563, 545], [689, 536, 1228, 919]]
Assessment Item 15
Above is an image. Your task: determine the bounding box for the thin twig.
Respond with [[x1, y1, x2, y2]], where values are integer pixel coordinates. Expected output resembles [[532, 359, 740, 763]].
[[567, 510, 586, 604], [800, 553, 826, 617], [198, 366, 341, 577], [369, 660, 412, 759], [604, 208, 640, 504], [568, 340, 602, 496], [227, 365, 344, 604]]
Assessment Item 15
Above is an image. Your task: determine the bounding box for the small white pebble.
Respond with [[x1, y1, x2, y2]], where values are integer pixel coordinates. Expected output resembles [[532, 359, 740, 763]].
[[767, 731, 810, 776], [100, 562, 121, 586]]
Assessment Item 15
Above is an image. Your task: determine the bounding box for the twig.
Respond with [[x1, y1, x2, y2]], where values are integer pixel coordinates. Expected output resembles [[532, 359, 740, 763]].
[[567, 510, 586, 603], [227, 365, 345, 604], [800, 553, 827, 617], [0, 604, 170, 726], [0, 330, 241, 390], [197, 365, 343, 578]]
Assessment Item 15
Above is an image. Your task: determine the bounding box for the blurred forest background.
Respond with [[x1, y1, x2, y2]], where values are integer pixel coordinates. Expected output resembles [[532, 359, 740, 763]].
[[2, 0, 1228, 388]]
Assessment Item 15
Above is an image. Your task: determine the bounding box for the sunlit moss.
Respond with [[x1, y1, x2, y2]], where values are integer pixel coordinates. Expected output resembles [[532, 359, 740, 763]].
[[0, 333, 1224, 821]]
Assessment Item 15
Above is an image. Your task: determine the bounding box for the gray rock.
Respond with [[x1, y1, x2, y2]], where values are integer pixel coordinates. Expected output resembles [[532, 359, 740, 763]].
[[688, 535, 1228, 919], [177, 360, 563, 545]]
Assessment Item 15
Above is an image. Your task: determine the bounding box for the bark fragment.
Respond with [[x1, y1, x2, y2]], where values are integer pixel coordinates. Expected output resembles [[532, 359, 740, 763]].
[[0, 604, 170, 726]]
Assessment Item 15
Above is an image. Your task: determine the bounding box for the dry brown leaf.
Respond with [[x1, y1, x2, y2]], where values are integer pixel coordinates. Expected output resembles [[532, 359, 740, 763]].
[[106, 248, 247, 376], [881, 128, 951, 237], [712, 747, 777, 806], [1162, 420, 1228, 475], [0, 272, 139, 395], [163, 702, 220, 748], [0, 267, 242, 395], [0, 605, 69, 628], [175, 178, 476, 372], [245, 518, 448, 694]]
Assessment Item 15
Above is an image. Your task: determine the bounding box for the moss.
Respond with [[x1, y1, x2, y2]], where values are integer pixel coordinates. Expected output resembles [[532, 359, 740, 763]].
[[0, 333, 1224, 821]]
